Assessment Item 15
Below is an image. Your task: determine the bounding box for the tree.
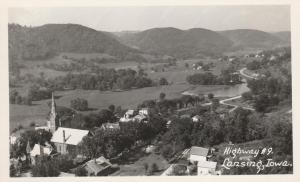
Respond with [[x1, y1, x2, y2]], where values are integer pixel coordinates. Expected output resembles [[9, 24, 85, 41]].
[[31, 156, 60, 177], [208, 93, 214, 100], [55, 155, 76, 172], [172, 165, 187, 176], [77, 135, 104, 159], [10, 164, 17, 177], [151, 163, 159, 173], [211, 98, 220, 111], [185, 63, 189, 68], [143, 163, 149, 173], [159, 77, 169, 85], [75, 167, 87, 176], [159, 92, 166, 101], [108, 104, 115, 113], [242, 91, 253, 101], [98, 109, 114, 124], [254, 94, 270, 113]]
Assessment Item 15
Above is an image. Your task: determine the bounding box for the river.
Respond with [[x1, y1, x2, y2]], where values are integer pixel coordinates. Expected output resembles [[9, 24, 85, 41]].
[[182, 79, 250, 98]]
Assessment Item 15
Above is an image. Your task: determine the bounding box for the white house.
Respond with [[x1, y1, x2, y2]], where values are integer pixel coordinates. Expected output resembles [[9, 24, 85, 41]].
[[30, 143, 53, 165], [51, 127, 90, 154], [192, 115, 201, 122], [139, 108, 149, 116], [189, 146, 209, 163], [197, 160, 217, 175], [9, 135, 18, 145], [119, 110, 135, 122]]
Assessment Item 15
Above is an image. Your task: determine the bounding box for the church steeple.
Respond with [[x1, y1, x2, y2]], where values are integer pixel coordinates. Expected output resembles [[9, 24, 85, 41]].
[[47, 92, 57, 133]]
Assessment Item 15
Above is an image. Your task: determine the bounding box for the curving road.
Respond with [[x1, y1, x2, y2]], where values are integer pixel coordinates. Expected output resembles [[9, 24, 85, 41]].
[[240, 68, 257, 79], [200, 68, 256, 112]]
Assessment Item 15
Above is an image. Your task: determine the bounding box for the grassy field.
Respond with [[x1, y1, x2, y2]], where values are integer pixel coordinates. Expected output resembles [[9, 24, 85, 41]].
[[10, 82, 232, 131], [10, 56, 236, 131]]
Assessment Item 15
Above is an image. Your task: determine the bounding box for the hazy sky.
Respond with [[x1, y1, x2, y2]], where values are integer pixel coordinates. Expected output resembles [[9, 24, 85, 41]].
[[8, 6, 290, 32]]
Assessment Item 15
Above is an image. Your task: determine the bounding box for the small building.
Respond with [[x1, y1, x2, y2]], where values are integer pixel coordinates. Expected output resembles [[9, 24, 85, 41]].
[[82, 156, 112, 176], [139, 108, 149, 116], [9, 135, 18, 145], [192, 115, 201, 122], [166, 120, 172, 128], [124, 110, 135, 118], [269, 55, 277, 61], [189, 146, 209, 163], [51, 127, 90, 154], [197, 160, 217, 175], [30, 143, 53, 165], [119, 110, 135, 122], [101, 123, 120, 130], [133, 114, 148, 123]]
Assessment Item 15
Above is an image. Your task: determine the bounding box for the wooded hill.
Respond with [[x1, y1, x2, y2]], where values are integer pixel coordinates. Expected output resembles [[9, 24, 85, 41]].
[[9, 23, 290, 61]]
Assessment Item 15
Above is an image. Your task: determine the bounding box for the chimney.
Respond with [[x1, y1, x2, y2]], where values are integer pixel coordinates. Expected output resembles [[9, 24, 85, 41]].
[[63, 130, 66, 143]]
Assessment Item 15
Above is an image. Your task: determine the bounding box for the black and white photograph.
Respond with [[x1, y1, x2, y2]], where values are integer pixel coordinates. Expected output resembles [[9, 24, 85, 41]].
[[4, 2, 295, 178]]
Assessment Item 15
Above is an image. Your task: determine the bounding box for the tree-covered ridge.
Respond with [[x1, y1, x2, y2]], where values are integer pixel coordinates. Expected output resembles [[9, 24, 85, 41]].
[[8, 24, 138, 61]]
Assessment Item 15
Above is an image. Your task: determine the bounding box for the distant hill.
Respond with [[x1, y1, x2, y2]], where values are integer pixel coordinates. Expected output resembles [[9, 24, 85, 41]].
[[219, 29, 286, 49], [272, 31, 291, 44], [9, 24, 291, 61], [9, 23, 138, 61], [118, 27, 233, 58]]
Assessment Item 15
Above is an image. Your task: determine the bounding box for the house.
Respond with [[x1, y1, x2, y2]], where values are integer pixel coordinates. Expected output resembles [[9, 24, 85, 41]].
[[9, 135, 18, 145], [35, 125, 50, 131], [196, 66, 202, 70], [51, 127, 90, 154], [119, 110, 135, 122], [29, 143, 54, 165], [101, 123, 120, 130], [139, 108, 149, 116], [189, 146, 209, 163], [133, 114, 148, 123], [82, 156, 112, 176], [269, 55, 277, 61], [166, 120, 172, 128], [228, 57, 236, 62], [197, 160, 217, 175], [192, 115, 201, 122]]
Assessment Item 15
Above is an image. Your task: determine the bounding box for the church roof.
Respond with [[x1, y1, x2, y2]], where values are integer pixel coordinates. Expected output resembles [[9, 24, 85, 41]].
[[51, 127, 89, 145]]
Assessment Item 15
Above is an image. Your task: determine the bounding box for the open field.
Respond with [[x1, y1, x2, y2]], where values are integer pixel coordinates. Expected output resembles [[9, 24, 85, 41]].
[[147, 58, 232, 84], [10, 55, 247, 132], [10, 82, 234, 131]]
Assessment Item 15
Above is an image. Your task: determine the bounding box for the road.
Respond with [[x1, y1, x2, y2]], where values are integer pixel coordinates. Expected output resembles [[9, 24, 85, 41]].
[[239, 68, 257, 79], [200, 68, 256, 112]]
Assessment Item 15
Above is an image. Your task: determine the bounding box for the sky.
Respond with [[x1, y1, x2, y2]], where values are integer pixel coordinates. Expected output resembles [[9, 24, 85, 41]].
[[8, 5, 290, 32]]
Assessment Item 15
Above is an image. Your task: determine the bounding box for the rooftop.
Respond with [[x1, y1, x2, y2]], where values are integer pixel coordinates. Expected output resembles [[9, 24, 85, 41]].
[[190, 146, 209, 157], [51, 127, 89, 145], [197, 160, 217, 169], [83, 156, 112, 174]]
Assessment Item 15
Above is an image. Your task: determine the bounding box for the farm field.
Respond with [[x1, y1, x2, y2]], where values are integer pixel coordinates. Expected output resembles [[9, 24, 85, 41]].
[[11, 55, 237, 131], [10, 83, 232, 131]]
